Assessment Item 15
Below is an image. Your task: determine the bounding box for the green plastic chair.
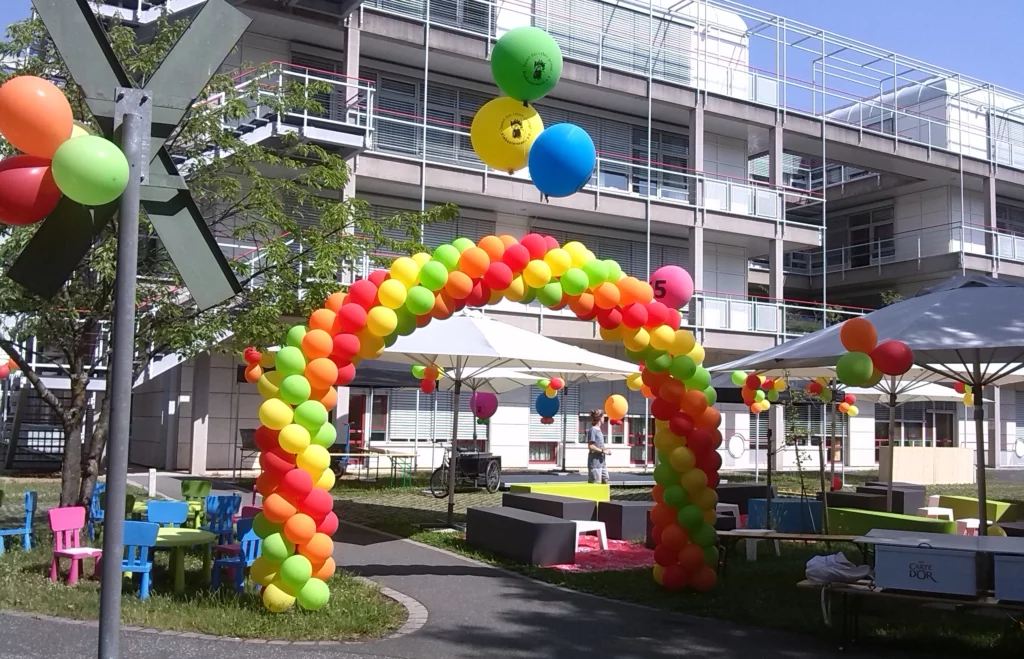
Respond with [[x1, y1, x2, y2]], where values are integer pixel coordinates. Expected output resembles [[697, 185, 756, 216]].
[[180, 479, 212, 528], [97, 492, 136, 543]]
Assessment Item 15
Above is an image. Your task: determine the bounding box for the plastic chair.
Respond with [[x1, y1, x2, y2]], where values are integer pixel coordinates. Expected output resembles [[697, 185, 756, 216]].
[[146, 500, 189, 528], [180, 480, 212, 528], [0, 491, 36, 554], [203, 494, 241, 545], [99, 491, 137, 529], [121, 521, 159, 599], [211, 518, 261, 593], [48, 506, 102, 585], [87, 483, 105, 541]]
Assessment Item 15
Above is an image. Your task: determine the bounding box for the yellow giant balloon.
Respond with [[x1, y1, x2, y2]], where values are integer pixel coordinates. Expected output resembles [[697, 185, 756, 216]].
[[470, 97, 543, 173], [263, 581, 296, 612]]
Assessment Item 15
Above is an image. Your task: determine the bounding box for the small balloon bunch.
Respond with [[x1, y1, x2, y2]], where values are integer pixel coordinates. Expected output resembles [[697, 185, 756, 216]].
[[836, 392, 860, 417], [411, 363, 443, 393], [804, 377, 832, 401], [537, 376, 564, 399], [0, 358, 19, 379], [470, 391, 498, 426], [534, 380, 560, 424], [731, 371, 786, 414], [836, 317, 914, 387], [0, 76, 130, 226], [953, 381, 975, 406], [243, 347, 264, 383]]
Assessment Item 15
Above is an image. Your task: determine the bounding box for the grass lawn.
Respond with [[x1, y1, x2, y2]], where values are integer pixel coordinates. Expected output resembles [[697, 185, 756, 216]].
[[0, 477, 405, 641]]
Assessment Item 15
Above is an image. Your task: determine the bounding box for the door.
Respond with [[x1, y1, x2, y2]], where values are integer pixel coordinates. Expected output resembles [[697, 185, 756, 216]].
[[349, 393, 367, 453], [628, 415, 653, 465], [929, 410, 956, 447]]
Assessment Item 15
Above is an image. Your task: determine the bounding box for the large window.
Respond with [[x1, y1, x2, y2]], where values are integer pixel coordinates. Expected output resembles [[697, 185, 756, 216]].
[[874, 401, 958, 462], [829, 205, 894, 269]]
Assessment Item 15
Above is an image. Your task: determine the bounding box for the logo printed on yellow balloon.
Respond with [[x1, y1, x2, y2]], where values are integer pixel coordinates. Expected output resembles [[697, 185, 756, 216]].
[[500, 112, 535, 146], [522, 51, 554, 87]]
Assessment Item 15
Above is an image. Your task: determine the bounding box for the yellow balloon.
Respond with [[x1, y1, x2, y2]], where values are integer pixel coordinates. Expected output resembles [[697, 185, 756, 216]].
[[279, 423, 311, 454], [599, 325, 622, 342], [653, 563, 664, 585], [259, 398, 294, 430], [760, 399, 771, 411], [503, 275, 526, 302], [649, 324, 676, 351], [703, 509, 717, 525], [681, 467, 708, 492], [315, 468, 336, 491], [563, 241, 589, 267], [488, 287, 504, 305], [669, 445, 695, 472], [688, 343, 705, 365], [377, 279, 408, 310], [691, 486, 718, 511], [389, 257, 420, 287], [847, 405, 859, 417], [259, 351, 277, 369], [670, 329, 696, 356], [366, 306, 398, 337], [470, 97, 543, 173], [522, 259, 552, 288], [250, 556, 279, 587], [357, 330, 385, 359], [263, 581, 296, 613], [626, 372, 643, 391], [622, 327, 650, 351], [257, 370, 284, 400], [543, 248, 572, 277], [773, 378, 788, 392], [412, 252, 432, 267], [654, 419, 669, 430], [989, 525, 1008, 537], [297, 444, 331, 475], [71, 121, 92, 138]]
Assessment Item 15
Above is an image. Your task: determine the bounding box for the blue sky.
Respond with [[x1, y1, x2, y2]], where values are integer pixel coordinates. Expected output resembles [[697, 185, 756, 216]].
[[3, 0, 1023, 91]]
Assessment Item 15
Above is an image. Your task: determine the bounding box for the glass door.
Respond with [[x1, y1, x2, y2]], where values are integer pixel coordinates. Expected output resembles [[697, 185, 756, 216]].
[[848, 213, 872, 268], [628, 415, 653, 465], [930, 410, 956, 447]]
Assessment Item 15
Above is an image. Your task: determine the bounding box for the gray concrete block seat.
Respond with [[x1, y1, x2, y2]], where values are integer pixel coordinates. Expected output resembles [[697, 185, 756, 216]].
[[502, 492, 596, 521], [597, 500, 653, 541], [466, 506, 576, 566]]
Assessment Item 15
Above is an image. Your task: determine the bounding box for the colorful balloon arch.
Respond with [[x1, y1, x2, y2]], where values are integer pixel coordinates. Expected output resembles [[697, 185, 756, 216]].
[[245, 233, 720, 611]]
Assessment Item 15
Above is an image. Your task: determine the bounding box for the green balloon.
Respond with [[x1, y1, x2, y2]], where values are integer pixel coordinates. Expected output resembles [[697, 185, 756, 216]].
[[280, 554, 313, 589], [604, 260, 622, 282], [252, 513, 281, 539], [703, 545, 720, 567], [677, 504, 704, 531], [766, 389, 779, 402], [685, 366, 711, 391], [452, 237, 475, 253], [703, 386, 718, 407], [383, 332, 398, 347], [581, 259, 608, 287], [521, 287, 537, 304], [285, 325, 307, 348], [559, 267, 589, 296], [262, 532, 295, 562], [51, 135, 129, 206], [279, 374, 312, 405], [295, 400, 328, 433], [645, 351, 672, 373], [663, 484, 689, 509], [490, 26, 563, 102], [653, 462, 679, 487], [669, 355, 696, 381], [691, 523, 718, 548], [536, 378, 550, 389], [625, 347, 649, 363], [537, 281, 563, 307], [432, 245, 460, 272], [730, 370, 747, 386], [820, 388, 833, 403], [411, 364, 426, 379], [406, 285, 436, 314], [394, 306, 417, 336], [312, 421, 337, 449], [296, 578, 331, 611], [754, 389, 766, 402], [836, 351, 874, 386], [275, 346, 306, 377]]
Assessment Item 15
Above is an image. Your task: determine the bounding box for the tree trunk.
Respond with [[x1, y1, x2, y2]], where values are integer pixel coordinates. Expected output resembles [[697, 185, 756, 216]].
[[79, 395, 110, 507], [59, 370, 89, 507]]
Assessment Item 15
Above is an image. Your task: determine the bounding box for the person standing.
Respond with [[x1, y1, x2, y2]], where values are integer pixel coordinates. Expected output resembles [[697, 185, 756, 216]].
[[586, 409, 610, 484]]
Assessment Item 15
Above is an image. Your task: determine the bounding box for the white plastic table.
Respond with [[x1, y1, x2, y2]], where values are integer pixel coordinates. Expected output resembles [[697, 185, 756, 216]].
[[573, 520, 608, 551], [917, 506, 954, 521], [727, 528, 781, 561]]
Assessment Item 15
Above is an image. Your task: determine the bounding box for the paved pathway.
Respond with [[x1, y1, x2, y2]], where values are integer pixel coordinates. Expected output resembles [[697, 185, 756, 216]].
[[0, 472, 911, 659]]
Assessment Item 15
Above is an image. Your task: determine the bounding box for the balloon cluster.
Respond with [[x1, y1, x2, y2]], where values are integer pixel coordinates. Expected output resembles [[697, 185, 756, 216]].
[[0, 76, 130, 225], [411, 363, 444, 394], [730, 371, 786, 414], [953, 381, 975, 407], [535, 382, 560, 424], [536, 376, 564, 399], [835, 317, 913, 387], [470, 391, 498, 425], [0, 358, 19, 380], [472, 27, 597, 198], [836, 392, 860, 417]]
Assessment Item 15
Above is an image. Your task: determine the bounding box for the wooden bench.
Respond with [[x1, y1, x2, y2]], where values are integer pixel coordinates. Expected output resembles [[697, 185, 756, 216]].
[[797, 579, 1024, 650]]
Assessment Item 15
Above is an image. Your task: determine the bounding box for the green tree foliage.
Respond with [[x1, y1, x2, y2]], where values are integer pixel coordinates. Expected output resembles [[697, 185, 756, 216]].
[[0, 13, 455, 505]]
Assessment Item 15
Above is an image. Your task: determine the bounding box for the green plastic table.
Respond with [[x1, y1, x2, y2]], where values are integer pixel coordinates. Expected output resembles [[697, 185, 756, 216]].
[[155, 528, 216, 594]]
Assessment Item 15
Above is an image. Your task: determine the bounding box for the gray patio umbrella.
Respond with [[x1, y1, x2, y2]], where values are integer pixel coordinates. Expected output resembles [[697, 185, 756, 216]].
[[712, 276, 1024, 532]]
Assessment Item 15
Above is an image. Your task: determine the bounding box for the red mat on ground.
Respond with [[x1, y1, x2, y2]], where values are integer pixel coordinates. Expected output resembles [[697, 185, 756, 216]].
[[548, 535, 655, 573]]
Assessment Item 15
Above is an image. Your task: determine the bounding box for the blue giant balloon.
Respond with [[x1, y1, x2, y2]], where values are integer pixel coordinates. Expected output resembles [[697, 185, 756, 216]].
[[527, 123, 596, 198], [535, 393, 560, 418]]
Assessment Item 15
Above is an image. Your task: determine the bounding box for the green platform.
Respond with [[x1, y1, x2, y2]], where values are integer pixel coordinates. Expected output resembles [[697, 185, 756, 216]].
[[935, 495, 1018, 522], [508, 483, 611, 502], [829, 507, 957, 536]]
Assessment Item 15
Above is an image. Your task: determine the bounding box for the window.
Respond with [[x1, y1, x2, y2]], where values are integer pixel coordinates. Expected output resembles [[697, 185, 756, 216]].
[[529, 442, 557, 463], [632, 127, 690, 200], [364, 0, 494, 34], [578, 415, 622, 444], [843, 206, 895, 269], [874, 402, 958, 461], [370, 394, 389, 442], [362, 71, 419, 156], [627, 414, 653, 464]]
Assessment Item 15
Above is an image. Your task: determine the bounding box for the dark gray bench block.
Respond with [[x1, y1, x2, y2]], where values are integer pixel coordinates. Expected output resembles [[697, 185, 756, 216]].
[[466, 506, 576, 566], [597, 500, 653, 541], [502, 492, 596, 521], [817, 491, 888, 512], [716, 484, 776, 515], [856, 485, 926, 515]]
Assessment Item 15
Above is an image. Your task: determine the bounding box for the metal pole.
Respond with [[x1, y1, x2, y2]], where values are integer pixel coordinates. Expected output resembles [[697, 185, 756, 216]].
[[98, 109, 146, 659], [974, 357, 989, 533], [559, 386, 568, 472], [886, 381, 897, 512], [447, 377, 461, 528]]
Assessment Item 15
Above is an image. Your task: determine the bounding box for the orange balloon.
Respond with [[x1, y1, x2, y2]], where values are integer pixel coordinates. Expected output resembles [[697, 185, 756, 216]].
[[640, 385, 655, 399], [432, 293, 454, 320], [658, 379, 686, 406], [312, 386, 338, 409], [256, 472, 279, 497], [839, 317, 877, 353], [838, 402, 851, 413], [416, 312, 432, 328], [497, 234, 519, 248], [305, 357, 339, 390], [696, 406, 721, 430], [649, 503, 676, 527], [711, 428, 723, 449], [244, 363, 263, 384], [0, 76, 74, 158], [678, 544, 705, 572], [459, 247, 491, 279], [312, 556, 337, 581], [301, 329, 334, 359], [593, 282, 621, 309], [283, 513, 317, 545], [616, 277, 643, 306], [298, 532, 335, 563], [689, 566, 717, 592], [568, 292, 595, 318], [309, 308, 337, 333], [445, 271, 474, 299], [324, 292, 347, 313], [262, 493, 297, 523], [477, 235, 505, 262], [681, 389, 708, 417], [661, 524, 689, 551], [633, 281, 654, 306]]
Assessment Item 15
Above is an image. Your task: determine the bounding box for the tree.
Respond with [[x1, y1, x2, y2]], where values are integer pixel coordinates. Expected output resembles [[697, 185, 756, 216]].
[[880, 289, 904, 307], [0, 12, 456, 506]]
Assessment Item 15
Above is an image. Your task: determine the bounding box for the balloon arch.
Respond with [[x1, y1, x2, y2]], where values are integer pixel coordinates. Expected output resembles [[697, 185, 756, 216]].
[[245, 232, 723, 612]]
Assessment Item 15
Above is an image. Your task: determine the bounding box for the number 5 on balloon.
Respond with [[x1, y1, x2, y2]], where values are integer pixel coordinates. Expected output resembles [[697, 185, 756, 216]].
[[653, 280, 667, 299]]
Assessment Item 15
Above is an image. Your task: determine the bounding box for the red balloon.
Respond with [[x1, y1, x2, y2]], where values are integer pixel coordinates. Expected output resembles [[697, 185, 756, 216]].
[[336, 304, 367, 333], [644, 301, 669, 329], [661, 564, 688, 590], [649, 502, 676, 527], [669, 413, 694, 437], [465, 281, 491, 307], [520, 233, 548, 260], [254, 426, 280, 452], [317, 511, 339, 537], [596, 306, 623, 330], [664, 308, 681, 330], [336, 362, 356, 386], [542, 235, 559, 252], [652, 525, 665, 545], [658, 379, 686, 406], [367, 269, 389, 287], [301, 488, 334, 521], [347, 279, 379, 310], [677, 543, 705, 572], [687, 428, 713, 455], [652, 484, 665, 504], [502, 243, 530, 272], [650, 397, 677, 421], [653, 543, 678, 567], [421, 378, 436, 394], [255, 472, 279, 497], [843, 393, 856, 405], [831, 476, 843, 491], [279, 468, 314, 502], [661, 524, 689, 551], [0, 155, 62, 226], [641, 368, 670, 392], [744, 374, 761, 390], [871, 340, 914, 376], [621, 303, 648, 329], [244, 346, 262, 364], [705, 472, 720, 489], [483, 261, 513, 290], [806, 381, 823, 395], [332, 333, 360, 360], [689, 566, 717, 592], [953, 381, 966, 394], [260, 446, 295, 477]]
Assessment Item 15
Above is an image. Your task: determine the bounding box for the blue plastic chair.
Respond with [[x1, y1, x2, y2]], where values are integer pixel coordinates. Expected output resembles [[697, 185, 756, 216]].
[[87, 483, 105, 540], [202, 495, 241, 544], [122, 521, 159, 599], [0, 491, 36, 554], [146, 500, 189, 528], [211, 518, 262, 593]]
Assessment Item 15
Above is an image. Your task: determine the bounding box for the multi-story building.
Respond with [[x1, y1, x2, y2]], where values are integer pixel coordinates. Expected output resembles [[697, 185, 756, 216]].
[[20, 0, 1019, 475]]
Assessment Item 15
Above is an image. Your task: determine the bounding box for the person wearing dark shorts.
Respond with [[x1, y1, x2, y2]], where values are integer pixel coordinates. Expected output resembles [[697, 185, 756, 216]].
[[586, 409, 610, 484]]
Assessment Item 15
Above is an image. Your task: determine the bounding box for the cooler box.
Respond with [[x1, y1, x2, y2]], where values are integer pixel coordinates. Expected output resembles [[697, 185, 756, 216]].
[[994, 554, 1024, 602], [874, 545, 978, 596]]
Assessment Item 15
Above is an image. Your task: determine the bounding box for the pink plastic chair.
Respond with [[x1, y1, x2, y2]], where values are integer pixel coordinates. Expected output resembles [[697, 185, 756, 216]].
[[49, 507, 102, 585]]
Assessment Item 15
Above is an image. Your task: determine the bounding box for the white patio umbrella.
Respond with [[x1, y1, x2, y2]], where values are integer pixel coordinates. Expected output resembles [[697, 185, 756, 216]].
[[712, 275, 1024, 530], [379, 311, 638, 526]]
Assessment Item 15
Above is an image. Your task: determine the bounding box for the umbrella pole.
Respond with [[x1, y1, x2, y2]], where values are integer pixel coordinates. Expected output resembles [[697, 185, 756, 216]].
[[974, 379, 989, 533], [886, 382, 896, 512], [447, 379, 461, 528], [560, 387, 568, 472], [829, 398, 837, 488]]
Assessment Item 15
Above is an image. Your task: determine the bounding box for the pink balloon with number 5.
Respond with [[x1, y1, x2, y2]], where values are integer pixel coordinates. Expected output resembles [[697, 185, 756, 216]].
[[648, 265, 693, 310], [470, 392, 498, 419]]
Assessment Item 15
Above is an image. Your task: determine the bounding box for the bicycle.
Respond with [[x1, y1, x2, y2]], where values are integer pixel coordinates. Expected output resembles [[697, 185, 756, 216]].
[[429, 444, 501, 498]]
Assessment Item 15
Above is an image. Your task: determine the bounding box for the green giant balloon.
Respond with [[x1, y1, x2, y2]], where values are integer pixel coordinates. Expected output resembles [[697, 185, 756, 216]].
[[490, 27, 564, 102], [51, 135, 129, 206]]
